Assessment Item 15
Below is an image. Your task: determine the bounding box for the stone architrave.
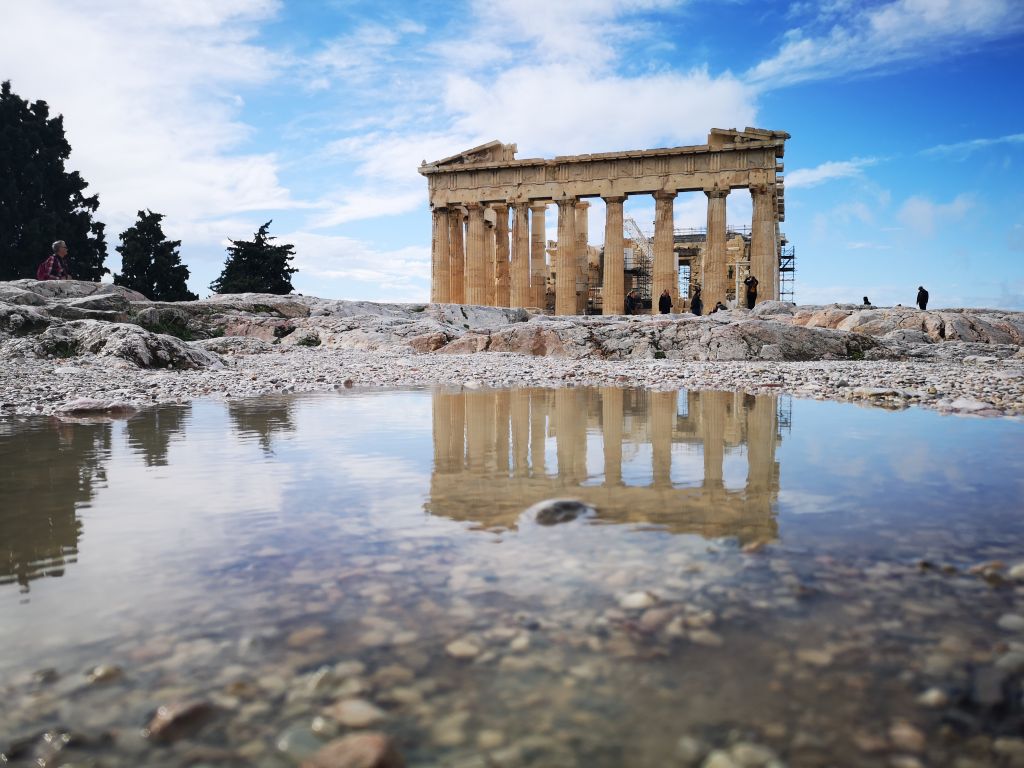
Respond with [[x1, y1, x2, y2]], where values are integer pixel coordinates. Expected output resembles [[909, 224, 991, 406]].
[[530, 204, 547, 309], [493, 203, 510, 307], [465, 203, 487, 305], [704, 188, 729, 308], [431, 206, 451, 303], [449, 208, 465, 304], [511, 203, 530, 308], [750, 183, 778, 302], [652, 190, 677, 313], [575, 200, 590, 314], [602, 196, 625, 316], [555, 198, 578, 316]]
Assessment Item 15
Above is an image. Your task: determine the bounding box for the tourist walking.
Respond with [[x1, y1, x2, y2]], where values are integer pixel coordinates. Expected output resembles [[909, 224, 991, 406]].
[[917, 286, 929, 311], [743, 274, 758, 309], [36, 240, 72, 280], [658, 289, 672, 314], [691, 286, 703, 316]]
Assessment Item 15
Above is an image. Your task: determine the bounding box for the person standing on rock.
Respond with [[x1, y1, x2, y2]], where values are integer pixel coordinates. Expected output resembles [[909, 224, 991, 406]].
[[863, 296, 871, 306], [743, 274, 758, 309], [36, 240, 72, 280], [658, 289, 672, 314], [917, 286, 929, 311], [624, 290, 636, 315], [691, 286, 703, 316]]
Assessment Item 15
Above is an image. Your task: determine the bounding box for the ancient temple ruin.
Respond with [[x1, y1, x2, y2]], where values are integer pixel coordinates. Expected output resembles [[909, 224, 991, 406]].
[[419, 128, 789, 314]]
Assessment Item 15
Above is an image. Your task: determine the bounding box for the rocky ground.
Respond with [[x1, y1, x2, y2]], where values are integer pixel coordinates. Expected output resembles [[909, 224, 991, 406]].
[[1, 279, 1023, 417]]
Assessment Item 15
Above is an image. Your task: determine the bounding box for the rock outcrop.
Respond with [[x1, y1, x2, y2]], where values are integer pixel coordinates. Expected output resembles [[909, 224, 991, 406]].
[[0, 280, 1021, 367]]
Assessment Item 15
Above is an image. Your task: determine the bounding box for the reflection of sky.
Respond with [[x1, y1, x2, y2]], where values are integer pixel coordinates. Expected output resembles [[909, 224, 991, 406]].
[[2, 390, 1023, 672]]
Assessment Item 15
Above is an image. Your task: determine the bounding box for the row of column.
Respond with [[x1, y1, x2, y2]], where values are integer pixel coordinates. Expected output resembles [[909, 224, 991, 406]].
[[430, 186, 779, 314]]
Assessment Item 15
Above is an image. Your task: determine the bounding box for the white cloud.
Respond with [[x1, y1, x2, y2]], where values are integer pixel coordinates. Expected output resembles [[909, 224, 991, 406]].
[[922, 132, 1024, 159], [898, 193, 973, 237], [0, 0, 300, 242], [786, 158, 876, 188], [749, 0, 1024, 87]]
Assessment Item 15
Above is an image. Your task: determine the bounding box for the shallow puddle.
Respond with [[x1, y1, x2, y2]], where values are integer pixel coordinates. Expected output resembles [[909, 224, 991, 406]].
[[1, 388, 1023, 767]]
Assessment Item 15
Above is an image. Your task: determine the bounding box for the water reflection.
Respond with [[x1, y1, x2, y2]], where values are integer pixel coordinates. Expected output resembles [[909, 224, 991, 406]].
[[228, 398, 295, 452], [0, 419, 110, 591], [124, 404, 192, 467], [428, 388, 782, 542]]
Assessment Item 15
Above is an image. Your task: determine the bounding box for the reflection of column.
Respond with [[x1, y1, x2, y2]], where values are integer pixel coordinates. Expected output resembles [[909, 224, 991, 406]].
[[704, 188, 730, 308], [653, 191, 677, 313], [494, 203, 510, 308], [495, 390, 510, 473], [511, 203, 530, 308], [746, 394, 778, 493], [530, 204, 547, 309], [485, 213, 496, 306], [575, 200, 590, 314], [431, 207, 451, 303], [465, 391, 488, 471], [530, 389, 548, 475], [511, 389, 529, 476], [601, 387, 623, 485], [602, 196, 625, 316], [449, 208, 465, 304], [750, 184, 778, 302], [465, 203, 487, 305], [700, 391, 727, 489], [650, 390, 676, 488], [433, 391, 455, 472], [556, 198, 577, 315], [554, 388, 581, 481]]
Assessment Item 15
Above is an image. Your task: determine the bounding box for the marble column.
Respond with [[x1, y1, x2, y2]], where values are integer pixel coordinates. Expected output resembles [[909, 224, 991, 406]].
[[511, 203, 530, 308], [602, 196, 625, 316], [530, 203, 547, 309], [601, 387, 623, 485], [704, 188, 730, 309], [465, 203, 487, 305], [449, 208, 465, 304], [555, 198, 578, 316], [750, 184, 778, 302], [493, 203, 510, 308], [431, 206, 451, 303], [484, 215, 496, 306], [653, 190, 677, 314], [575, 200, 590, 314]]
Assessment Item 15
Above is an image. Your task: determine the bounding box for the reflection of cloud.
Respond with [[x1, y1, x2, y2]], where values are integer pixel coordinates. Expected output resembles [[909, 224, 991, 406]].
[[775, 490, 837, 515]]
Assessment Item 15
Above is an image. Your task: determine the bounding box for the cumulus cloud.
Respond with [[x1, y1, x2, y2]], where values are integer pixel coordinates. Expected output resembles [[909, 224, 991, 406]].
[[898, 193, 973, 237], [0, 0, 300, 240], [786, 158, 877, 188], [749, 0, 1024, 87]]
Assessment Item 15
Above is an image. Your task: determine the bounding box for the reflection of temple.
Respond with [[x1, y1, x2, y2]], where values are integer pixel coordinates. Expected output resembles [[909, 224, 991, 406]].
[[428, 388, 782, 543], [0, 420, 110, 591]]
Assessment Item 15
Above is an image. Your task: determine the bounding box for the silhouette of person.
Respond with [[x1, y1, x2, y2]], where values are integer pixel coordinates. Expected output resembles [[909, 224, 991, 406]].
[[691, 286, 703, 316], [863, 296, 871, 306], [658, 289, 672, 314], [743, 275, 758, 309], [917, 286, 929, 311]]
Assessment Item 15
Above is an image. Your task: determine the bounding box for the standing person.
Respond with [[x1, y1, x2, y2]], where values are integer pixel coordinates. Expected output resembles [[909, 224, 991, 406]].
[[863, 296, 871, 306], [743, 274, 758, 309], [36, 240, 72, 280], [658, 289, 672, 314], [624, 290, 636, 315], [917, 286, 929, 311], [691, 286, 703, 316]]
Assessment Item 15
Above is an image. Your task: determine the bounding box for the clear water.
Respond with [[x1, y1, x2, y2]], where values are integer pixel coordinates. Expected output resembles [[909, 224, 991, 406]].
[[1, 388, 1023, 767]]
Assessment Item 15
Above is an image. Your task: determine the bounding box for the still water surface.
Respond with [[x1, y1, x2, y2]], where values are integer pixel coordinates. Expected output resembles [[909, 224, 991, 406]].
[[1, 388, 1023, 767]]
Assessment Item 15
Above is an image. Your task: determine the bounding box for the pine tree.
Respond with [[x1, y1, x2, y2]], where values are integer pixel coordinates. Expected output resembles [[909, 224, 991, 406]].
[[210, 221, 297, 295], [114, 210, 197, 301], [0, 80, 108, 281]]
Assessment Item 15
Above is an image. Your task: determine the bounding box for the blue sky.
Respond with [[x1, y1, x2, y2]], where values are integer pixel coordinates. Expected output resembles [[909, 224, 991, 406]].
[[3, 0, 1023, 308]]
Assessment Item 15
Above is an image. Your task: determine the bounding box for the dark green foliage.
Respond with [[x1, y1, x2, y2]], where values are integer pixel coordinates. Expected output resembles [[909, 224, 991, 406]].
[[114, 210, 197, 301], [0, 80, 108, 281], [209, 221, 297, 295]]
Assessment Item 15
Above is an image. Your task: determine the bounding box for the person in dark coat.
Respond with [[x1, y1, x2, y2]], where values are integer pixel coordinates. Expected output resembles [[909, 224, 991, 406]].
[[863, 296, 871, 306], [624, 290, 636, 315], [917, 286, 929, 311], [743, 274, 758, 309], [658, 289, 672, 314], [691, 286, 703, 316]]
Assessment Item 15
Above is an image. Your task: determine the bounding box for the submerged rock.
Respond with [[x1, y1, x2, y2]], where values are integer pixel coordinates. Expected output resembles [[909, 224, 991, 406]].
[[301, 732, 404, 768], [521, 498, 596, 526]]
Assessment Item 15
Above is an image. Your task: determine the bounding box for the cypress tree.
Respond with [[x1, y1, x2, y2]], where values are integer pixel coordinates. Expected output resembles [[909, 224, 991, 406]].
[[114, 210, 197, 301], [0, 80, 108, 281], [210, 220, 297, 295]]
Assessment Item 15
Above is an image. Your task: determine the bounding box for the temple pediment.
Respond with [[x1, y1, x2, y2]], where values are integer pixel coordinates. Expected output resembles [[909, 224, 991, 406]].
[[422, 140, 518, 169]]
